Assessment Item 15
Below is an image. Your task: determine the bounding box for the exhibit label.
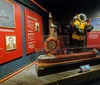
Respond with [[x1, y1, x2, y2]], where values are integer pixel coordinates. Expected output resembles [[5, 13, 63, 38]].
[[25, 8, 43, 54], [87, 32, 100, 48]]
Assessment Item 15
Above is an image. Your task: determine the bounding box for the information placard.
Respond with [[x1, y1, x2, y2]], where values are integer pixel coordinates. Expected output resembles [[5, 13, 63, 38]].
[[25, 8, 43, 54], [87, 32, 100, 48]]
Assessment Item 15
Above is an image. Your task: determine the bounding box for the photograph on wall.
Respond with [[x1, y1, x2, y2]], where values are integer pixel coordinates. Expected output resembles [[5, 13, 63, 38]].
[[35, 22, 40, 32], [6, 36, 16, 51], [0, 0, 15, 28]]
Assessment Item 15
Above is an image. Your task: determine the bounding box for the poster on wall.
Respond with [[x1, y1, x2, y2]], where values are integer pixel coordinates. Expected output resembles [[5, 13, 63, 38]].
[[0, 0, 22, 64], [0, 0, 15, 28], [25, 8, 43, 54]]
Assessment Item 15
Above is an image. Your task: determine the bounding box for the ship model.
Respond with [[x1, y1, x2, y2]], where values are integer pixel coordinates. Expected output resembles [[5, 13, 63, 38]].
[[38, 49, 98, 63]]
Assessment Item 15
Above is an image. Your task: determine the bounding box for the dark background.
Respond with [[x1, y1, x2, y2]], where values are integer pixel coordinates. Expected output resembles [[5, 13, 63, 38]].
[[35, 0, 100, 27]]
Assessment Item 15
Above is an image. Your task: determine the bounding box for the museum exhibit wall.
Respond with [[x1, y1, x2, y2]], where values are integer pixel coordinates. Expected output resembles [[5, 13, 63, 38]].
[[0, 0, 48, 79]]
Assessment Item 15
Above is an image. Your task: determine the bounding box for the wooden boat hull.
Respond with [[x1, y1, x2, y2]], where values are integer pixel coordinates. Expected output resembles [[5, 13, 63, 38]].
[[38, 52, 97, 63]]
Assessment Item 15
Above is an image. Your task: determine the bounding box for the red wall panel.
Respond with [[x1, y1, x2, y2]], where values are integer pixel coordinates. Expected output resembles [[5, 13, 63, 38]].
[[25, 8, 43, 54], [87, 32, 100, 48], [0, 0, 22, 64]]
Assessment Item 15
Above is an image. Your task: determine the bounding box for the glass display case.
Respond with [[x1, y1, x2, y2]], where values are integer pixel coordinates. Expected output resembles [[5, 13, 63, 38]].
[[36, 35, 100, 76]]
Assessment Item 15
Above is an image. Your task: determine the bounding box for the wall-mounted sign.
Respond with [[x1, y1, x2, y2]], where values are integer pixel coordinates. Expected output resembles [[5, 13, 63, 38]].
[[87, 32, 100, 48], [25, 8, 43, 54]]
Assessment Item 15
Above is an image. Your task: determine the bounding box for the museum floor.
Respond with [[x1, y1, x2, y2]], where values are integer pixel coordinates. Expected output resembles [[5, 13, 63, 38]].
[[1, 62, 100, 85], [0, 61, 100, 85]]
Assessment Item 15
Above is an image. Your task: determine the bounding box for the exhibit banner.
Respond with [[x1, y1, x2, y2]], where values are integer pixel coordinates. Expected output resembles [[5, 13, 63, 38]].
[[25, 8, 43, 54], [0, 0, 22, 64], [87, 32, 100, 48]]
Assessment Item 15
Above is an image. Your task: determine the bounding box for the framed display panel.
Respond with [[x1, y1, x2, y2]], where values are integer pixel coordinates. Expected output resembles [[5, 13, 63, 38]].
[[35, 22, 40, 32], [0, 0, 22, 64], [24, 8, 43, 54], [5, 35, 17, 51], [0, 0, 15, 28]]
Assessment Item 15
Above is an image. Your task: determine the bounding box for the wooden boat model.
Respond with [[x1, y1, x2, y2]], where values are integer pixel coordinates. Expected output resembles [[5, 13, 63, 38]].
[[38, 51, 97, 63]]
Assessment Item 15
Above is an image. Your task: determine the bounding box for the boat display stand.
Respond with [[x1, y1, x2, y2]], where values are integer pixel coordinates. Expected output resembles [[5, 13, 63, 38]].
[[37, 48, 100, 77]]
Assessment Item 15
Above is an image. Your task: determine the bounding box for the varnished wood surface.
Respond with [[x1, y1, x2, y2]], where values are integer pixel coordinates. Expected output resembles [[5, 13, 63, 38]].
[[38, 56, 100, 68], [38, 52, 96, 63]]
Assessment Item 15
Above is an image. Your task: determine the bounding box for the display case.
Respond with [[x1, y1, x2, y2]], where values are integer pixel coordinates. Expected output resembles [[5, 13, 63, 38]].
[[36, 35, 100, 76]]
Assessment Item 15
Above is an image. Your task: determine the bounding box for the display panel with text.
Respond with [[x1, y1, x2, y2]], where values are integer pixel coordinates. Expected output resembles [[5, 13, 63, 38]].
[[25, 8, 43, 54]]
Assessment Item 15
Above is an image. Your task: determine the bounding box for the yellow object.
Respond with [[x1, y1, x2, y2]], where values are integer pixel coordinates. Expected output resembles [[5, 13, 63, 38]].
[[47, 53, 51, 56], [72, 19, 87, 41], [72, 32, 84, 40], [73, 20, 87, 29]]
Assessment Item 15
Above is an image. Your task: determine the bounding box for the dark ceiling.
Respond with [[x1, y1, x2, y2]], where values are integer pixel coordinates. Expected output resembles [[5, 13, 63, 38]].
[[34, 0, 100, 26]]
